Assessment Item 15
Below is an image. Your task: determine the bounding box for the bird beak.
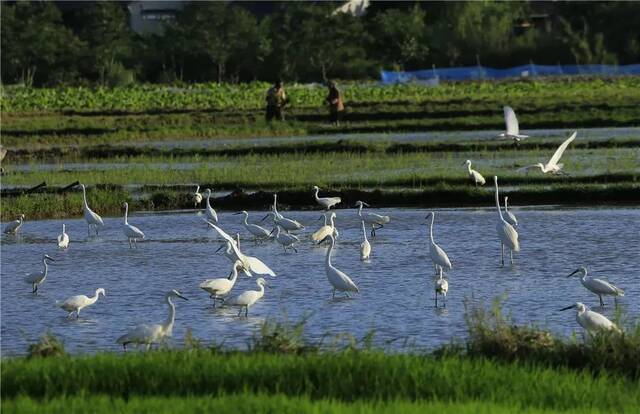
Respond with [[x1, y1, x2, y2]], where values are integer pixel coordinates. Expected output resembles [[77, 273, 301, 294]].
[[269, 228, 275, 235], [215, 245, 225, 253], [261, 215, 270, 222], [566, 269, 580, 278], [363, 202, 370, 207], [233, 212, 242, 215], [317, 215, 324, 221], [45, 256, 56, 261], [177, 293, 188, 301], [559, 305, 575, 311]]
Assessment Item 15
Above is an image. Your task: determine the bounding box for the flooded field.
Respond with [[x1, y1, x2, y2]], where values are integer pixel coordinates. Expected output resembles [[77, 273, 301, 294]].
[[1, 207, 637, 355]]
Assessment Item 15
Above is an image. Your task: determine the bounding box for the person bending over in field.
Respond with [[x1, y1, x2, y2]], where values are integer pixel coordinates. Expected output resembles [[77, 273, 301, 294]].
[[325, 81, 344, 126], [265, 79, 289, 121]]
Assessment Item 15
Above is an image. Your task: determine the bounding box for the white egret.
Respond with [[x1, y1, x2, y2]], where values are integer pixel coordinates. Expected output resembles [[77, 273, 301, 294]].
[[272, 193, 284, 219], [204, 188, 218, 223], [200, 260, 244, 307], [122, 202, 145, 248], [319, 234, 359, 298], [498, 106, 529, 142], [263, 211, 305, 233], [228, 278, 268, 317], [80, 184, 104, 236], [559, 302, 620, 334], [58, 288, 105, 319], [360, 220, 371, 261], [3, 214, 25, 235], [116, 289, 188, 350], [435, 270, 448, 308], [355, 201, 390, 237], [567, 267, 624, 307], [313, 185, 341, 210], [215, 233, 252, 277], [493, 176, 519, 266], [236, 211, 271, 241], [205, 220, 276, 277], [312, 212, 337, 242], [462, 160, 486, 187], [517, 131, 577, 175], [57, 224, 70, 249], [271, 225, 300, 253], [426, 212, 452, 275], [192, 185, 203, 207], [503, 196, 518, 227], [24, 254, 55, 293]]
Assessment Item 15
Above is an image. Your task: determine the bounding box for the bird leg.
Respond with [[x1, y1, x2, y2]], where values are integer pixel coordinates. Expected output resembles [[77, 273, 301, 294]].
[[443, 295, 447, 308], [332, 289, 336, 299], [129, 238, 132, 249], [237, 307, 243, 317], [77, 309, 80, 319], [371, 224, 376, 237], [293, 246, 298, 253], [245, 306, 249, 317], [134, 239, 138, 248], [435, 292, 438, 308], [32, 284, 38, 294], [599, 295, 604, 307], [510, 250, 514, 265]]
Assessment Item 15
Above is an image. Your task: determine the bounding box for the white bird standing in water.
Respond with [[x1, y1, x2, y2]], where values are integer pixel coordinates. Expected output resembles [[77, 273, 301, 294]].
[[80, 184, 104, 236], [359, 220, 371, 261], [313, 185, 341, 210], [426, 212, 452, 275], [517, 131, 577, 175], [559, 302, 621, 334], [58, 288, 106, 319], [116, 289, 188, 350], [498, 106, 529, 142], [567, 266, 625, 307], [435, 270, 448, 308], [228, 277, 268, 317], [312, 212, 338, 242], [263, 211, 304, 233], [57, 224, 70, 249], [503, 197, 518, 227], [200, 260, 244, 307], [192, 185, 203, 207], [3, 214, 25, 235], [355, 201, 390, 237], [462, 160, 486, 187], [235, 211, 271, 241], [271, 225, 300, 253], [203, 189, 218, 223], [122, 202, 145, 248], [24, 254, 55, 293], [319, 234, 359, 298], [205, 220, 276, 277], [493, 176, 519, 266]]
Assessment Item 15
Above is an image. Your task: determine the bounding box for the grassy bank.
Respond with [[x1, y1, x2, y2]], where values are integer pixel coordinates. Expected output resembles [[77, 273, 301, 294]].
[[3, 78, 639, 146]]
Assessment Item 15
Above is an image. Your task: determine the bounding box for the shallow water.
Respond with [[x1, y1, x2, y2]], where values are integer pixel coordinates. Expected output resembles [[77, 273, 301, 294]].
[[1, 207, 638, 355]]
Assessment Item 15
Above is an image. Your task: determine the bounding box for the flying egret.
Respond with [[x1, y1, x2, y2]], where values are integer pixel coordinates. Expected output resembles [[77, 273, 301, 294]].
[[462, 160, 486, 187], [313, 185, 341, 210], [359, 220, 371, 261], [200, 260, 244, 307], [567, 266, 625, 307], [559, 302, 621, 334], [493, 176, 519, 266], [426, 212, 452, 275], [3, 214, 25, 235], [262, 211, 305, 233], [80, 184, 104, 236], [498, 106, 529, 142], [205, 220, 276, 277], [503, 196, 518, 227], [116, 289, 188, 350], [122, 202, 145, 248], [58, 288, 105, 319], [517, 131, 577, 175], [355, 201, 390, 237], [319, 234, 359, 298], [57, 224, 69, 249], [228, 278, 268, 317], [215, 233, 252, 277], [192, 185, 203, 207], [203, 188, 218, 223], [24, 254, 55, 293], [312, 212, 337, 242], [236, 211, 271, 241], [271, 225, 300, 253], [435, 270, 448, 308]]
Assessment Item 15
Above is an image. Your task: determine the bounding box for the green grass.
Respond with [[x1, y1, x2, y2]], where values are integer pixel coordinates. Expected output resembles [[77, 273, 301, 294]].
[[3, 393, 628, 414], [3, 352, 639, 412]]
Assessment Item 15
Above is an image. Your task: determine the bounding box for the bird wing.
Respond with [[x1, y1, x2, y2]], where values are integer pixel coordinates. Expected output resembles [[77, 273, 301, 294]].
[[361, 240, 371, 258], [60, 295, 86, 309], [548, 131, 577, 167], [366, 212, 391, 224], [516, 164, 540, 173], [244, 256, 276, 277], [472, 171, 486, 185], [312, 226, 332, 242], [205, 221, 243, 258], [86, 208, 104, 225], [126, 224, 145, 238], [200, 278, 229, 292], [504, 106, 519, 135], [117, 323, 161, 343], [499, 222, 520, 251], [24, 272, 42, 283], [332, 267, 359, 292], [587, 278, 624, 295], [584, 311, 617, 332], [506, 211, 518, 226]]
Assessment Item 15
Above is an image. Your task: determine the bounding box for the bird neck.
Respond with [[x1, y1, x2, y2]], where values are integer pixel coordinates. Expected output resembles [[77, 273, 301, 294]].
[[62, 224, 66, 233], [314, 188, 320, 200], [230, 267, 239, 284], [361, 222, 367, 240], [243, 213, 249, 225], [325, 237, 334, 266], [257, 282, 265, 297], [82, 186, 88, 207], [329, 215, 335, 228], [494, 182, 505, 220], [89, 290, 101, 304], [124, 204, 129, 224], [195, 186, 200, 193], [504, 198, 509, 212], [357, 204, 363, 216], [163, 297, 176, 334], [429, 214, 435, 244], [206, 193, 212, 208], [42, 259, 49, 274], [466, 163, 472, 173]]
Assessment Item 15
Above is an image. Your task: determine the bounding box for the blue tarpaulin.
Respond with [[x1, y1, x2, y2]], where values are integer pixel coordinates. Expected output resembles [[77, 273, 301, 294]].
[[380, 64, 640, 84]]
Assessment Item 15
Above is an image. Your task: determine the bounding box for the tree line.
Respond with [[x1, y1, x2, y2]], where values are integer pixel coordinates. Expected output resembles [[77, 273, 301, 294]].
[[2, 1, 639, 87]]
